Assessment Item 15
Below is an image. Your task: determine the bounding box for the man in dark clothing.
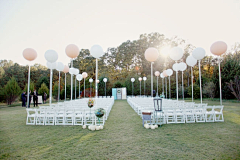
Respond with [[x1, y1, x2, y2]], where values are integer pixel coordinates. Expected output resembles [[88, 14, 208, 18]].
[[21, 91, 26, 107], [33, 89, 38, 107]]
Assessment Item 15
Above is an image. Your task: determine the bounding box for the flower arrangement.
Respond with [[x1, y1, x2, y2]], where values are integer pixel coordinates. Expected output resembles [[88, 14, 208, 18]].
[[87, 98, 95, 108], [95, 108, 105, 118]]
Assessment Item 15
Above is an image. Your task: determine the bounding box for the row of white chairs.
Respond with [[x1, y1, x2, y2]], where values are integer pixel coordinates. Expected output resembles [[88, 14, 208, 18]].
[[26, 98, 114, 126], [127, 97, 224, 124]]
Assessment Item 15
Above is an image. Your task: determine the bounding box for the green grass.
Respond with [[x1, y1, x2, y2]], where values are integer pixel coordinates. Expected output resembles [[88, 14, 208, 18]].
[[0, 99, 240, 159]]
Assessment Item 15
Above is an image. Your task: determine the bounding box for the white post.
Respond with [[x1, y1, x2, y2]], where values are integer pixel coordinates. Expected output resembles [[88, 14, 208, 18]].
[[58, 71, 60, 102], [165, 77, 167, 98], [96, 59, 98, 98], [162, 77, 164, 95], [199, 60, 202, 104], [84, 78, 85, 98], [169, 76, 171, 99], [79, 81, 80, 99], [65, 73, 66, 101], [71, 59, 73, 101], [140, 81, 141, 97], [75, 76, 76, 100], [176, 71, 178, 101], [182, 71, 184, 100], [50, 69, 53, 106], [27, 65, 30, 108], [144, 80, 146, 97], [156, 76, 158, 97], [191, 67, 193, 102], [151, 62, 153, 97], [218, 57, 222, 105], [105, 82, 106, 97]]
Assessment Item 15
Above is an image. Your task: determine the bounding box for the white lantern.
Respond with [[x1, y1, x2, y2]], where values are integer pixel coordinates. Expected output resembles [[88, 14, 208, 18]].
[[44, 50, 58, 63]]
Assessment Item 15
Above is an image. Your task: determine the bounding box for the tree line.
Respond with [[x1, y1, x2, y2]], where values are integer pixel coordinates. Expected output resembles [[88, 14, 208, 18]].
[[0, 32, 239, 105]]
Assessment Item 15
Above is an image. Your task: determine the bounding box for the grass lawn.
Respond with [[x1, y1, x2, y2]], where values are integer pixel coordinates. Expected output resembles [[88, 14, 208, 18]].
[[0, 99, 239, 159]]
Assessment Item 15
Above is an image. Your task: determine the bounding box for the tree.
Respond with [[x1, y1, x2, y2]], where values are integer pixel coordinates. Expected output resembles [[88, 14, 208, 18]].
[[24, 82, 35, 93], [226, 76, 240, 101], [36, 76, 49, 90], [38, 83, 49, 97], [3, 77, 21, 105], [203, 82, 216, 99]]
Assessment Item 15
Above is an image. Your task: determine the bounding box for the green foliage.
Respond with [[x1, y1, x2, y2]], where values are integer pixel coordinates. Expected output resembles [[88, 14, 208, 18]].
[[113, 81, 123, 88], [203, 82, 216, 98], [226, 76, 240, 101], [0, 86, 4, 102], [24, 82, 35, 93], [36, 76, 49, 90], [53, 81, 59, 100], [38, 83, 49, 97], [3, 77, 21, 105], [187, 84, 200, 99]]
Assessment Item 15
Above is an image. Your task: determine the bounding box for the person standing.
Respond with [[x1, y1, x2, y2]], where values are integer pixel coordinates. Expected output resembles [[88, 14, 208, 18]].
[[27, 91, 32, 108], [33, 89, 38, 107], [21, 91, 26, 107], [43, 92, 47, 104]]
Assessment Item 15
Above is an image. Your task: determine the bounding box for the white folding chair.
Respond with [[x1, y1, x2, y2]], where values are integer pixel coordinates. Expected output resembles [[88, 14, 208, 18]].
[[195, 108, 206, 122], [214, 106, 224, 122], [165, 108, 176, 124], [55, 108, 65, 125], [26, 108, 36, 125], [73, 110, 84, 125], [175, 109, 185, 123], [185, 108, 195, 123], [205, 106, 215, 122], [65, 108, 74, 125], [45, 108, 55, 125], [36, 108, 46, 125]]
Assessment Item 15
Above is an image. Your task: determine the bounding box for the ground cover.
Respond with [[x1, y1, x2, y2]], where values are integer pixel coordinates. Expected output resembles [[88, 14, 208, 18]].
[[0, 99, 239, 159]]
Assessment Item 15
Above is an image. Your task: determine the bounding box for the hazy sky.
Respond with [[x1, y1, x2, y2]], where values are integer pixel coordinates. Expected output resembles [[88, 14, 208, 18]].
[[0, 0, 239, 66]]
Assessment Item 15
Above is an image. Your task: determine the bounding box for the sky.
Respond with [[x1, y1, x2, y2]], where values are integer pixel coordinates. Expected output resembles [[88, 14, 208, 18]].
[[0, 0, 240, 66]]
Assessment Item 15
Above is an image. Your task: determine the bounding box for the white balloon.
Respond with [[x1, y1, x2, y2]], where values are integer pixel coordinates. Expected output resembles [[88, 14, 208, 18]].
[[90, 45, 104, 58], [192, 47, 206, 60], [103, 78, 107, 82], [169, 47, 183, 61], [46, 61, 57, 69], [131, 78, 135, 82], [160, 73, 165, 78], [166, 69, 173, 76], [76, 74, 83, 81], [89, 78, 93, 83], [74, 68, 79, 75], [69, 68, 75, 74], [56, 62, 64, 71], [44, 50, 58, 63], [155, 71, 160, 77], [172, 63, 179, 71], [143, 77, 147, 81], [179, 62, 187, 71], [186, 56, 197, 67], [138, 77, 142, 81]]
